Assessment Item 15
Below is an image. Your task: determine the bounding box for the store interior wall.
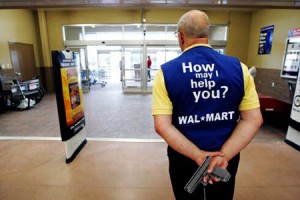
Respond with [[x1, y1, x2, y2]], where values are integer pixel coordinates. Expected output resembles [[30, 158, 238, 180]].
[[226, 11, 252, 63], [0, 10, 41, 81], [247, 9, 300, 103], [44, 9, 252, 92], [0, 8, 299, 101], [45, 9, 249, 53], [247, 9, 300, 69]]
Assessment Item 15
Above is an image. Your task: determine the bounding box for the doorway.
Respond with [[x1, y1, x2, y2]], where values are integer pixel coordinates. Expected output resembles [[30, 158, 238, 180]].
[[9, 42, 37, 81], [145, 46, 181, 93], [66, 44, 181, 93]]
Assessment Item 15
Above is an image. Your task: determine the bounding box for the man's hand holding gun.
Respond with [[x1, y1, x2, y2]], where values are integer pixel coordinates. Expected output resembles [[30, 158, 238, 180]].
[[184, 156, 231, 194]]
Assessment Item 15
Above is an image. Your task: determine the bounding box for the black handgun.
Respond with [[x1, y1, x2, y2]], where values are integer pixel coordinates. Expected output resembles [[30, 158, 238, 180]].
[[184, 156, 231, 194]]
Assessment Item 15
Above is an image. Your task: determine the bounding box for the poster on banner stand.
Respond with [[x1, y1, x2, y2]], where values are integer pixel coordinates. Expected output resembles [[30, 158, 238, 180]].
[[52, 50, 87, 163]]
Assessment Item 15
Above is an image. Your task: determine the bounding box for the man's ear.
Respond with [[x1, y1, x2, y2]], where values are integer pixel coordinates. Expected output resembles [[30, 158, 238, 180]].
[[180, 32, 184, 45]]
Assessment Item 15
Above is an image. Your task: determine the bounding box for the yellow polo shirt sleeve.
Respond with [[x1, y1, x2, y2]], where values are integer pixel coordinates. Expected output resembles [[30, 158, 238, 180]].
[[152, 70, 173, 115], [239, 63, 260, 111]]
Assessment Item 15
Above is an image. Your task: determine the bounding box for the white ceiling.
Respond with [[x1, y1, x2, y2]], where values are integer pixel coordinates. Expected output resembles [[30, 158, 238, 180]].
[[0, 0, 299, 9]]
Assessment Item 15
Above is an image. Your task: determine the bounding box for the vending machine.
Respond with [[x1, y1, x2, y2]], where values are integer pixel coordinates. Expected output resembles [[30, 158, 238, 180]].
[[280, 36, 300, 79], [281, 32, 300, 150]]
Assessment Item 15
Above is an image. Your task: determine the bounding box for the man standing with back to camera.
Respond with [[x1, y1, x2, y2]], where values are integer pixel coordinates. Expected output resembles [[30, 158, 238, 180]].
[[152, 10, 263, 200]]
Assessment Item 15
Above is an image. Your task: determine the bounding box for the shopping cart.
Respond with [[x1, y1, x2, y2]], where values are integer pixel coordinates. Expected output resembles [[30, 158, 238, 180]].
[[2, 77, 45, 110]]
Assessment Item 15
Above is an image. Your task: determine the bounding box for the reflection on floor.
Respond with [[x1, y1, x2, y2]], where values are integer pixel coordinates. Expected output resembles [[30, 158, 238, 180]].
[[0, 82, 299, 200], [0, 82, 157, 139], [0, 140, 299, 200]]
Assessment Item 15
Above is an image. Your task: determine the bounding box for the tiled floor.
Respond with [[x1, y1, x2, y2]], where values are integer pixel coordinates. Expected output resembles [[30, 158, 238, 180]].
[[0, 81, 156, 139], [0, 81, 299, 200], [0, 140, 299, 200], [0, 81, 287, 141]]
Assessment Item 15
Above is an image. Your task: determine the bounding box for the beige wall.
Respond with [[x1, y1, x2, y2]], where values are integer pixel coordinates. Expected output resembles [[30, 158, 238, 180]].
[[0, 8, 253, 93], [1, 8, 299, 71], [45, 9, 251, 63], [0, 8, 253, 67], [247, 9, 300, 69], [46, 8, 191, 51], [226, 11, 252, 63], [46, 9, 149, 51], [0, 9, 41, 69]]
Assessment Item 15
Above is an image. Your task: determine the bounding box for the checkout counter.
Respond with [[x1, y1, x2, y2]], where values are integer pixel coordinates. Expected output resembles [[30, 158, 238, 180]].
[[259, 93, 292, 130]]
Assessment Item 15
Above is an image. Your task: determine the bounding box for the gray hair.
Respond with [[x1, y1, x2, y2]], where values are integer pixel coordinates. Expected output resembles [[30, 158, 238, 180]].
[[177, 10, 210, 38]]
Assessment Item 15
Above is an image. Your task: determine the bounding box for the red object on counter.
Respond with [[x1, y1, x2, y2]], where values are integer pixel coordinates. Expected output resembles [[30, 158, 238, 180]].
[[258, 93, 291, 113]]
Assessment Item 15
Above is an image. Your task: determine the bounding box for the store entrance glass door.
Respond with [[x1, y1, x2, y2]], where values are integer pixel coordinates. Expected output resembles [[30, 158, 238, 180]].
[[122, 46, 181, 93], [145, 46, 181, 93], [66, 45, 181, 93], [122, 46, 144, 93]]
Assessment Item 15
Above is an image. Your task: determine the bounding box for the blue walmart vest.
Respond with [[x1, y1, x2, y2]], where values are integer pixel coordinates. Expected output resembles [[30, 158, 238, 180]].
[[161, 45, 244, 151]]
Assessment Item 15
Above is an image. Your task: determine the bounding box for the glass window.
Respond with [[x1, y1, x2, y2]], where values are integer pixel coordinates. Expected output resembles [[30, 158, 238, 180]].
[[166, 25, 178, 40], [63, 24, 227, 43], [64, 26, 83, 40], [124, 25, 143, 40], [209, 25, 227, 41], [146, 25, 177, 40], [85, 25, 123, 40], [146, 25, 164, 40]]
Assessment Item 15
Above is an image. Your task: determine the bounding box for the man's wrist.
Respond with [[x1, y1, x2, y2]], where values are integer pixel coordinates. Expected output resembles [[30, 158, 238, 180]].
[[192, 150, 203, 164], [220, 152, 230, 162]]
